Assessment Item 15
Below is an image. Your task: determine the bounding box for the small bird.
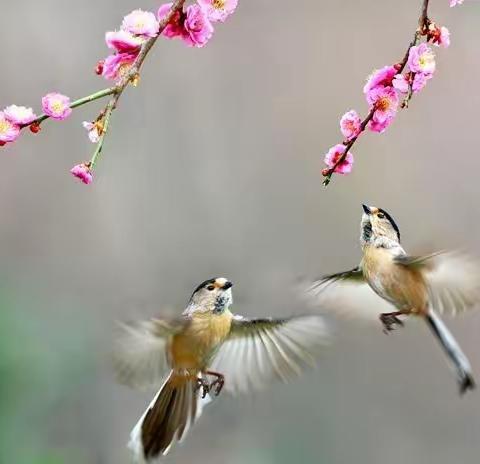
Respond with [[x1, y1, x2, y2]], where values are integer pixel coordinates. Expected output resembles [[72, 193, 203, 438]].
[[115, 277, 329, 462], [308, 204, 480, 395]]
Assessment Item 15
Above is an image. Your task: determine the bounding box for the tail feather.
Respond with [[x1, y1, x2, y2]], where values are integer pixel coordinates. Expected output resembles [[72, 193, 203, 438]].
[[128, 371, 211, 462], [425, 309, 476, 395]]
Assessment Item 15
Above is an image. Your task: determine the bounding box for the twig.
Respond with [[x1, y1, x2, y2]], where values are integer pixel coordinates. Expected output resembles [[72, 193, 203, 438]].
[[322, 0, 430, 187], [22, 0, 186, 170], [89, 0, 186, 164]]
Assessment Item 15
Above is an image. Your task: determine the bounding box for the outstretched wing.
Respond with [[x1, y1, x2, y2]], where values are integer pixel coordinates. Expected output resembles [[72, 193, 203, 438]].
[[394, 252, 480, 316], [305, 266, 394, 323], [208, 314, 329, 394], [113, 318, 185, 390]]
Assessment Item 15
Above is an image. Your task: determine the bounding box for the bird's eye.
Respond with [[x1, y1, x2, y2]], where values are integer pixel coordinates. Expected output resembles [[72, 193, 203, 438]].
[[207, 285, 215, 291], [377, 213, 385, 219]]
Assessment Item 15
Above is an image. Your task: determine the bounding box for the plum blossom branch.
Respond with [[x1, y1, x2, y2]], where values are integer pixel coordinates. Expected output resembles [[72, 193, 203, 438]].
[[321, 0, 457, 187], [0, 0, 238, 185]]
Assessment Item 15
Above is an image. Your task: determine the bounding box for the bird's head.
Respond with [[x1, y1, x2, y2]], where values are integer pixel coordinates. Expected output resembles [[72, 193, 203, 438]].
[[188, 277, 233, 314], [360, 204, 400, 247]]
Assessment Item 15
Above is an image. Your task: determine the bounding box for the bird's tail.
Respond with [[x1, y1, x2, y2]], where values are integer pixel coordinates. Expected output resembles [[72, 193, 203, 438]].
[[128, 371, 211, 462], [425, 309, 475, 395]]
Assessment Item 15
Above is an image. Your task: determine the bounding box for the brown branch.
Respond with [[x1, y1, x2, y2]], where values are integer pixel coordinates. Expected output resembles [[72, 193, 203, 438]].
[[322, 0, 430, 187], [84, 0, 186, 169]]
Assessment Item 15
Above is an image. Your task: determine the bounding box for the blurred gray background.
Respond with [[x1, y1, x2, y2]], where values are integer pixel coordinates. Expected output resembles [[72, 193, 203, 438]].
[[1, 0, 480, 463]]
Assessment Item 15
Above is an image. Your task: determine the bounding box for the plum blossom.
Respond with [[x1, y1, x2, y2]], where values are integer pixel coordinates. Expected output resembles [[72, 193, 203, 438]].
[[393, 72, 431, 95], [450, 0, 464, 6], [122, 10, 159, 38], [340, 110, 362, 141], [70, 163, 93, 185], [0, 111, 20, 143], [183, 4, 214, 47], [408, 44, 436, 75], [393, 74, 409, 93], [363, 66, 397, 94], [82, 121, 102, 143], [368, 117, 393, 134], [367, 86, 399, 123], [430, 26, 450, 48], [157, 3, 186, 39], [3, 105, 36, 125], [41, 93, 72, 120], [324, 144, 354, 174], [106, 30, 144, 53], [102, 52, 138, 81], [197, 0, 238, 23]]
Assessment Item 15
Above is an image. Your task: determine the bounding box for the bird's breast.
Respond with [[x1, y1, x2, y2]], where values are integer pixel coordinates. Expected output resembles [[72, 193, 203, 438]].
[[170, 311, 233, 370], [363, 247, 428, 311]]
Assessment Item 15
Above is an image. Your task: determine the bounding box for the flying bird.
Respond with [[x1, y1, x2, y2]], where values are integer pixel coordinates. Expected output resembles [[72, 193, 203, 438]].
[[114, 277, 329, 462], [308, 204, 480, 394]]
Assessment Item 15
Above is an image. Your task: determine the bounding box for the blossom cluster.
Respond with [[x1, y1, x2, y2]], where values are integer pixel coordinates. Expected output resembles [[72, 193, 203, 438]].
[[0, 93, 73, 148], [322, 17, 452, 179], [0, 1, 239, 185], [100, 1, 238, 82]]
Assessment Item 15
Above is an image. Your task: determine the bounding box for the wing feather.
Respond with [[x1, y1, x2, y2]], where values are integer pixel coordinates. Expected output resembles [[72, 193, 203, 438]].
[[395, 252, 480, 316], [304, 267, 395, 323], [113, 318, 184, 390], [208, 315, 329, 394]]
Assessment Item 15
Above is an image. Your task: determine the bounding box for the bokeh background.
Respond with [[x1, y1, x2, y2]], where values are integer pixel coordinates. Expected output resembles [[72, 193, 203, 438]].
[[1, 0, 480, 463]]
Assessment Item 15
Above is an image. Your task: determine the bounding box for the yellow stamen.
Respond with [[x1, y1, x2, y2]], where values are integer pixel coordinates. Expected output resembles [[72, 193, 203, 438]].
[[213, 0, 226, 9]]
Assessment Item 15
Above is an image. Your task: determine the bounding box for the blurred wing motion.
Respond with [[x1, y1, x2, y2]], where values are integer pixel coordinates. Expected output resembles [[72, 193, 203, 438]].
[[113, 318, 184, 390], [305, 267, 395, 323], [209, 314, 329, 394], [394, 252, 480, 316]]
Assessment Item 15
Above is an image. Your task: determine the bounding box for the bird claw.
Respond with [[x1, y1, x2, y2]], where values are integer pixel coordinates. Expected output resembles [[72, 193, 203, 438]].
[[209, 377, 225, 396], [380, 312, 404, 334], [195, 377, 210, 399]]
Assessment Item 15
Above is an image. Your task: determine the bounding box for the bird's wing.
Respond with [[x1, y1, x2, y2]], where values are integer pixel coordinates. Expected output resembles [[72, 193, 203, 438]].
[[113, 317, 186, 390], [208, 314, 329, 394], [305, 266, 395, 323], [394, 252, 480, 316]]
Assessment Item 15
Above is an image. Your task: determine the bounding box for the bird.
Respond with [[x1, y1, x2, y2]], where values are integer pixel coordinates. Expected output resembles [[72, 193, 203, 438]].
[[114, 277, 329, 462], [307, 204, 480, 395]]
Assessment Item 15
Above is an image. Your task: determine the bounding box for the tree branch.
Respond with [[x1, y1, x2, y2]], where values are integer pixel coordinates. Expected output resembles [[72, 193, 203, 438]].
[[322, 0, 430, 187]]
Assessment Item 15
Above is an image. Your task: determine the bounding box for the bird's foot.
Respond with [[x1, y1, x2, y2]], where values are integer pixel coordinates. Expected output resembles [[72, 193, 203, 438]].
[[380, 312, 404, 334], [195, 377, 210, 399], [205, 371, 225, 396], [210, 377, 224, 396]]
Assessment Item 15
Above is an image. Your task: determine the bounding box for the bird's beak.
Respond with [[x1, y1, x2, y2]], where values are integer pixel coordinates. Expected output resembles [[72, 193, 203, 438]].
[[362, 204, 372, 215], [222, 281, 233, 290]]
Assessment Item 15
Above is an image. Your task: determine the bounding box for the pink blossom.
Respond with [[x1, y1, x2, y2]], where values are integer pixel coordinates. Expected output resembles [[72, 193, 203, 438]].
[[41, 93, 72, 120], [431, 26, 450, 48], [363, 66, 397, 94], [70, 163, 93, 185], [157, 3, 186, 39], [197, 0, 238, 23], [82, 121, 101, 143], [3, 105, 36, 125], [106, 30, 144, 53], [412, 72, 432, 93], [368, 117, 394, 134], [450, 0, 464, 6], [0, 111, 20, 142], [102, 52, 138, 81], [366, 86, 399, 123], [340, 110, 361, 141], [122, 10, 159, 38], [393, 74, 409, 93], [324, 144, 354, 175], [182, 4, 214, 47], [393, 72, 431, 95], [408, 43, 435, 75]]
